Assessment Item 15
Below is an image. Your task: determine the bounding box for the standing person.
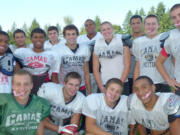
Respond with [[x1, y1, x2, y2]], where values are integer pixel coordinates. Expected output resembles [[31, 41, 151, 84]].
[[44, 26, 66, 49], [9, 29, 27, 52], [132, 15, 172, 92], [125, 15, 144, 93], [14, 28, 60, 94], [78, 19, 102, 93], [0, 31, 16, 93], [156, 4, 180, 94], [93, 21, 131, 95], [53, 24, 91, 95], [37, 72, 84, 135], [129, 76, 180, 135], [83, 78, 134, 135], [0, 69, 50, 135]]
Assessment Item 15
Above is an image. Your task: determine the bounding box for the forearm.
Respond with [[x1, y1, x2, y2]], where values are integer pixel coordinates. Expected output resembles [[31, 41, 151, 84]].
[[86, 124, 111, 135], [70, 113, 81, 127], [84, 70, 91, 94], [121, 46, 131, 82], [43, 118, 58, 133], [133, 61, 140, 82]]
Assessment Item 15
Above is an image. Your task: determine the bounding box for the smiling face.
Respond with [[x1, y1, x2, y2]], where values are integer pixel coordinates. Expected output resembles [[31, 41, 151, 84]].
[[31, 33, 45, 50], [105, 82, 123, 105], [0, 34, 9, 56], [12, 74, 33, 101], [64, 29, 77, 45], [170, 7, 180, 29], [144, 17, 159, 37], [133, 78, 156, 105], [64, 78, 81, 98], [100, 23, 114, 41]]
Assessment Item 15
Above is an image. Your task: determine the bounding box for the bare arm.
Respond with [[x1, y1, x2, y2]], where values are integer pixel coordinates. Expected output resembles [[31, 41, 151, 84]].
[[120, 46, 131, 82], [86, 116, 112, 135], [84, 62, 91, 95], [36, 121, 45, 135], [170, 118, 180, 135], [70, 113, 81, 127], [156, 54, 180, 90], [129, 124, 147, 135], [133, 61, 140, 82], [93, 53, 105, 93]]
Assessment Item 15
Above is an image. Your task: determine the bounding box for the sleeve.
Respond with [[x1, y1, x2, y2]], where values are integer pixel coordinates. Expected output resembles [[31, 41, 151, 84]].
[[73, 93, 85, 114], [132, 39, 140, 61], [37, 82, 55, 102], [164, 94, 180, 123], [82, 95, 97, 119], [160, 48, 169, 57], [163, 37, 172, 55], [0, 94, 8, 125], [39, 98, 51, 121], [50, 51, 61, 74]]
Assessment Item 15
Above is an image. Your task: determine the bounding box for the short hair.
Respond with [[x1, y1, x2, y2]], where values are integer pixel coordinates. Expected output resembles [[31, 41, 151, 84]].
[[170, 4, 180, 12], [101, 21, 113, 28], [47, 26, 59, 33], [135, 76, 154, 85], [130, 15, 143, 24], [13, 29, 26, 38], [63, 24, 79, 37], [31, 28, 46, 38], [84, 19, 96, 25], [0, 30, 9, 41], [105, 78, 123, 90], [12, 69, 33, 83], [64, 72, 82, 84], [144, 14, 159, 24]]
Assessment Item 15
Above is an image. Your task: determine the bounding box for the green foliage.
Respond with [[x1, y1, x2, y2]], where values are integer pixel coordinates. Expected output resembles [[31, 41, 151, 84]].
[[63, 16, 73, 25], [122, 10, 133, 34], [4, 2, 175, 44], [94, 16, 101, 32], [0, 25, 2, 31]]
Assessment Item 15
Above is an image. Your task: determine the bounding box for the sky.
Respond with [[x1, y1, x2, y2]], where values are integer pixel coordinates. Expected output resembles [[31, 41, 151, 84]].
[[0, 0, 179, 31]]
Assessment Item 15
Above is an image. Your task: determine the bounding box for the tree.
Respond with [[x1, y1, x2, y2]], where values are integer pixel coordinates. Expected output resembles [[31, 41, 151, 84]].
[[56, 23, 61, 34], [139, 8, 146, 19], [63, 16, 73, 25], [0, 25, 2, 31], [94, 16, 101, 32], [113, 24, 123, 34], [122, 10, 133, 34], [29, 19, 40, 34], [79, 26, 86, 35], [22, 23, 29, 36], [148, 6, 156, 15]]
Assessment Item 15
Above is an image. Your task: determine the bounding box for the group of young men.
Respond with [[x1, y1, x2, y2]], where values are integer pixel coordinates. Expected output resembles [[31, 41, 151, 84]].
[[0, 3, 180, 135]]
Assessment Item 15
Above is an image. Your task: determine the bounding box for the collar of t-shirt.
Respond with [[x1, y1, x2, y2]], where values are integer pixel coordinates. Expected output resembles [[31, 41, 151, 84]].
[[70, 44, 79, 53]]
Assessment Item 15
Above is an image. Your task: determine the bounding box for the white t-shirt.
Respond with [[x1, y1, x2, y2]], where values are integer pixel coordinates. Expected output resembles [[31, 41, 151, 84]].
[[0, 71, 12, 93], [132, 35, 173, 84], [164, 28, 180, 83], [77, 32, 102, 46], [128, 93, 173, 130], [53, 43, 90, 86], [94, 34, 126, 84], [14, 48, 60, 75], [82, 93, 133, 135], [37, 82, 85, 126]]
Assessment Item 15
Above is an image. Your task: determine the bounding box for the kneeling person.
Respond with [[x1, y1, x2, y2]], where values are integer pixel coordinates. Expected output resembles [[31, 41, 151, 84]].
[[129, 76, 180, 135], [37, 72, 85, 135], [83, 78, 133, 135], [0, 69, 50, 135]]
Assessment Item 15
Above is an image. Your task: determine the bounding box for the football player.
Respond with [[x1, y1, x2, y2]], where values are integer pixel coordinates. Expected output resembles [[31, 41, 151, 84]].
[[37, 72, 85, 135]]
